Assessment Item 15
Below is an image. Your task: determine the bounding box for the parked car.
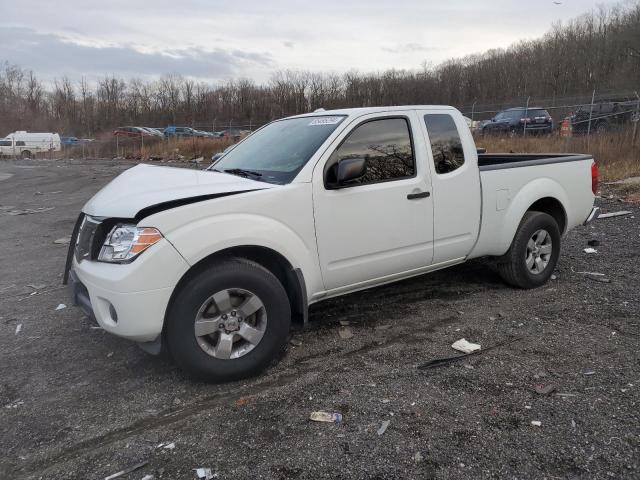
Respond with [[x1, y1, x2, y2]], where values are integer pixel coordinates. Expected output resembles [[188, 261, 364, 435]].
[[113, 127, 151, 137], [0, 131, 61, 158], [570, 100, 637, 134], [140, 127, 164, 137], [65, 106, 597, 382], [164, 126, 199, 137], [482, 107, 553, 136], [61, 136, 94, 145]]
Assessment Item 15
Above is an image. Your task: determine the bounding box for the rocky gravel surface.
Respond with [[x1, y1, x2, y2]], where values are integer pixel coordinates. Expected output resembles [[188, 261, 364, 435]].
[[1, 158, 638, 479]]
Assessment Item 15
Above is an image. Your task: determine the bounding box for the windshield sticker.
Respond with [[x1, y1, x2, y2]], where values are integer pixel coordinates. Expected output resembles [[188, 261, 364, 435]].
[[309, 117, 342, 126]]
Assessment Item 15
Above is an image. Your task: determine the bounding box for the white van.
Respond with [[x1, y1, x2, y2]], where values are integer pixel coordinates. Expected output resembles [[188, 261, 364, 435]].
[[0, 131, 61, 158]]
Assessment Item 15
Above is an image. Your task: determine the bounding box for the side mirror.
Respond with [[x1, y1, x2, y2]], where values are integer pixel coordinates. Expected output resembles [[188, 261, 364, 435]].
[[327, 158, 367, 188]]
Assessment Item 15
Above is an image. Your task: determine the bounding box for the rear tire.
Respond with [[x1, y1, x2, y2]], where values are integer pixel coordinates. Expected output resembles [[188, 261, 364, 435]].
[[166, 258, 291, 382], [21, 150, 32, 159], [497, 211, 561, 289]]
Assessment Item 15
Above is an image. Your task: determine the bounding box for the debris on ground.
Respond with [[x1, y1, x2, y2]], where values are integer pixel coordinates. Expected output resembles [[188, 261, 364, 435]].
[[55, 303, 67, 311], [451, 338, 481, 354], [3, 207, 54, 216], [140, 476, 154, 480], [418, 337, 522, 370], [576, 271, 605, 276], [377, 420, 391, 436], [194, 468, 215, 479], [158, 442, 175, 450], [339, 320, 350, 326], [412, 452, 424, 463], [588, 276, 611, 283], [583, 247, 598, 254], [531, 421, 542, 427], [53, 236, 71, 245], [534, 384, 557, 395], [309, 411, 343, 423], [190, 157, 204, 164], [26, 283, 46, 290], [375, 324, 392, 331], [103, 460, 149, 480], [338, 326, 354, 340], [583, 369, 596, 376], [4, 399, 24, 409], [598, 210, 632, 219], [289, 338, 302, 347], [15, 323, 22, 335], [587, 239, 601, 247]]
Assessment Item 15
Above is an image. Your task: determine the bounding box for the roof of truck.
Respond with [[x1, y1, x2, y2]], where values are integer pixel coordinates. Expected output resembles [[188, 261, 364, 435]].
[[287, 105, 458, 119]]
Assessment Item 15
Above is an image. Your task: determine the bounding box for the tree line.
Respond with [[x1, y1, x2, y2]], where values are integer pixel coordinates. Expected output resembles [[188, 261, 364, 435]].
[[0, 3, 638, 137]]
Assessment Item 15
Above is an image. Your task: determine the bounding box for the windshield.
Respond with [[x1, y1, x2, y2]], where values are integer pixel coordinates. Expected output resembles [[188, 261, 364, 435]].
[[211, 115, 346, 184]]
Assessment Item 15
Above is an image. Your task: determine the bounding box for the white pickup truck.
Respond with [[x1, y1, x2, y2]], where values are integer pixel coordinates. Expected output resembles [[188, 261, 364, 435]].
[[64, 106, 598, 381]]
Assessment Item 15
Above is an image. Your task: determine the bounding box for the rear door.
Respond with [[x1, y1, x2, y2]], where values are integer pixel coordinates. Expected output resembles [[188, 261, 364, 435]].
[[419, 111, 481, 263], [312, 111, 434, 291]]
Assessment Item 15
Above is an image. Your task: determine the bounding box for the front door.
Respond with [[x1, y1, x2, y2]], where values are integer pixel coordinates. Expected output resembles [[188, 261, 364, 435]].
[[312, 111, 434, 291]]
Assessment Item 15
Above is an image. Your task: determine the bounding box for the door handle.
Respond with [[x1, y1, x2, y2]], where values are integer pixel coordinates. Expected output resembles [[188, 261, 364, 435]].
[[407, 191, 430, 200]]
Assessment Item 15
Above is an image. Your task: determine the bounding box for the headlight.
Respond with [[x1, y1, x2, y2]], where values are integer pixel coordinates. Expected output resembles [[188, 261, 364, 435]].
[[98, 225, 162, 263]]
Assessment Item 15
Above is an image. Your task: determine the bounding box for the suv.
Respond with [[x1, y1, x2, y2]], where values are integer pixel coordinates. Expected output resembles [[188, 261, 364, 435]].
[[482, 108, 553, 136], [570, 100, 637, 134]]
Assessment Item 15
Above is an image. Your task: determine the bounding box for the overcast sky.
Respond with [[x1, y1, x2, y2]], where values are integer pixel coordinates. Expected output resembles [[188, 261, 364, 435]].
[[0, 0, 627, 84]]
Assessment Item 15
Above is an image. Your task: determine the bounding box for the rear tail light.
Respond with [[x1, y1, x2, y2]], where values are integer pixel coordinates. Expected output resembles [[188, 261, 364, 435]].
[[591, 162, 598, 195]]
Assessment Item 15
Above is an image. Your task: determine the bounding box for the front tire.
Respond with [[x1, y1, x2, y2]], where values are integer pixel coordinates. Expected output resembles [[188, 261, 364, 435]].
[[166, 258, 291, 382], [497, 211, 561, 289]]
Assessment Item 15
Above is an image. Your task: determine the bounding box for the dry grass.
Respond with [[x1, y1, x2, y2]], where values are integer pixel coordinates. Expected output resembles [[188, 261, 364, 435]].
[[475, 128, 640, 182], [62, 136, 234, 162]]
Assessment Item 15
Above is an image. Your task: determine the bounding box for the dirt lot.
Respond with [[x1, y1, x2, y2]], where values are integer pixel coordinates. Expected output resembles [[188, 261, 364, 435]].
[[1, 158, 639, 480]]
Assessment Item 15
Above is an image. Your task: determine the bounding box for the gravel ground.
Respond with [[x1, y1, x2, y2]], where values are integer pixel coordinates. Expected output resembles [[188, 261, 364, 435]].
[[1, 158, 639, 480]]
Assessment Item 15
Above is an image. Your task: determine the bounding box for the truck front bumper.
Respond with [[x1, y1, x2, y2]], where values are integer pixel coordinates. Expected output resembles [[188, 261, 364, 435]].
[[67, 238, 190, 344]]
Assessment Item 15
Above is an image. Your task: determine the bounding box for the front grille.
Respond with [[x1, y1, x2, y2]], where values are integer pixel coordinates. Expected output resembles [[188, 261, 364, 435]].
[[75, 215, 102, 262]]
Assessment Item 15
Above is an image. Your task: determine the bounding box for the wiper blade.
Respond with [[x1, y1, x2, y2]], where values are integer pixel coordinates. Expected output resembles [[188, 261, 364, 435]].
[[223, 168, 263, 178]]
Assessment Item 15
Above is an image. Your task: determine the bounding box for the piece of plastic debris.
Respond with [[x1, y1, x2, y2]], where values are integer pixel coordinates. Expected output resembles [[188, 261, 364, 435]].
[[576, 271, 605, 276], [375, 324, 392, 330], [418, 336, 522, 370], [525, 405, 532, 409], [583, 369, 596, 376], [194, 468, 214, 480], [583, 248, 597, 254], [163, 442, 175, 450], [451, 338, 481, 354], [588, 276, 611, 283], [587, 239, 600, 247], [103, 461, 149, 480], [140, 476, 155, 480], [531, 421, 542, 427], [381, 398, 390, 404], [289, 338, 302, 347], [377, 420, 390, 436], [412, 452, 424, 463], [338, 326, 354, 339], [534, 384, 556, 395], [309, 411, 343, 423], [598, 211, 632, 219], [55, 303, 67, 311], [53, 236, 71, 245], [26, 284, 46, 290], [15, 324, 22, 335], [551, 274, 557, 280]]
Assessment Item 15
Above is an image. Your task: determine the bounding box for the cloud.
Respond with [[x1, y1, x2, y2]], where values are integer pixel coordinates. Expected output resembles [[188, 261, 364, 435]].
[[0, 26, 273, 81], [382, 43, 441, 54]]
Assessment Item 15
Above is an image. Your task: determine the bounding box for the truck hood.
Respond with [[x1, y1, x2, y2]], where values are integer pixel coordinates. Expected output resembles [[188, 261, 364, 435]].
[[83, 164, 274, 218]]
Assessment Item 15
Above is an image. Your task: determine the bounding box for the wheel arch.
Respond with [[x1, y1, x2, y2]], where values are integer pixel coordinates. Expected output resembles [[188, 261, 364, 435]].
[[166, 245, 308, 330], [527, 197, 567, 234]]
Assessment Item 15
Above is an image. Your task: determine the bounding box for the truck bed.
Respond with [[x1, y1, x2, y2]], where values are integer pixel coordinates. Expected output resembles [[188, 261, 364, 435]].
[[478, 153, 592, 171]]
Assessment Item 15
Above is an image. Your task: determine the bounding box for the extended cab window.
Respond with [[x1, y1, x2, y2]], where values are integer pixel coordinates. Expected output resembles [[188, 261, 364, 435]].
[[325, 117, 414, 187], [424, 114, 465, 175], [0, 140, 11, 146]]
